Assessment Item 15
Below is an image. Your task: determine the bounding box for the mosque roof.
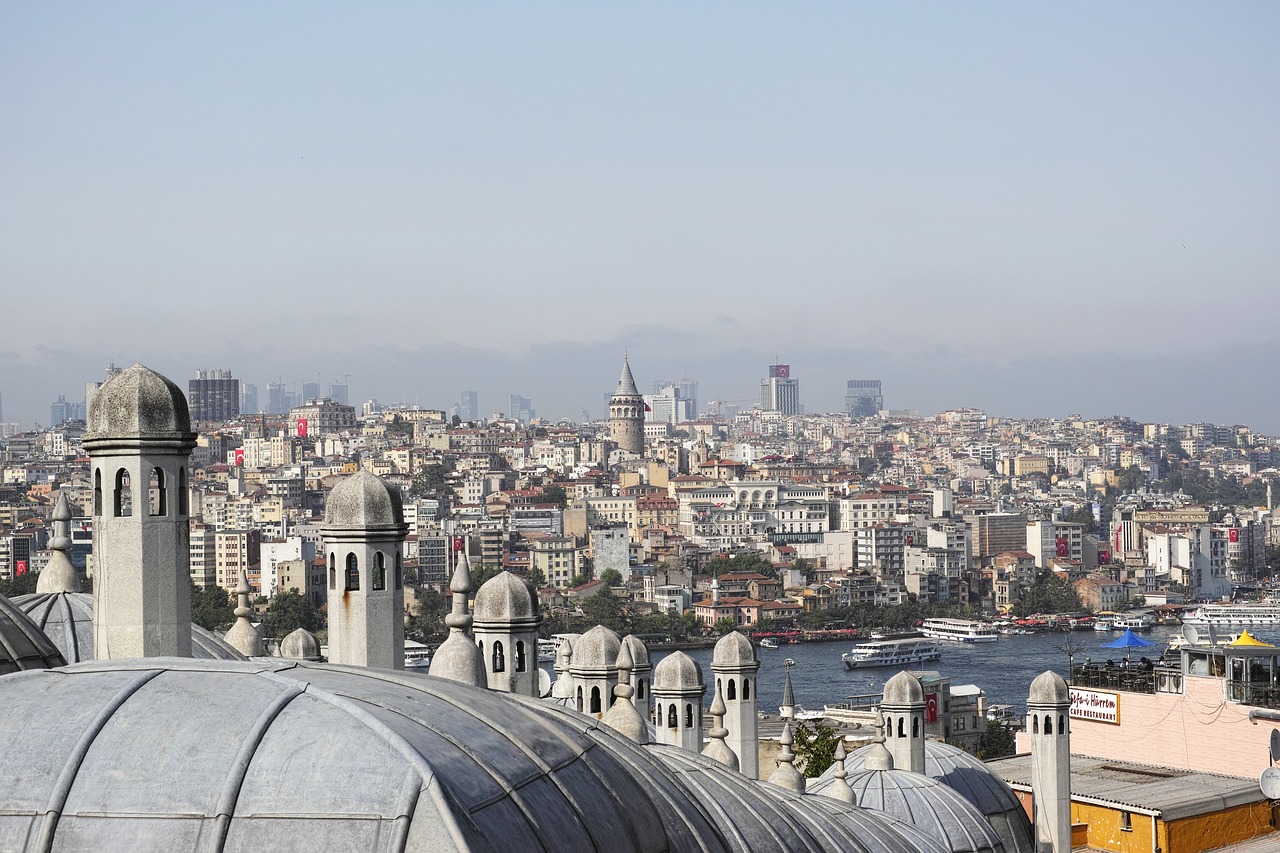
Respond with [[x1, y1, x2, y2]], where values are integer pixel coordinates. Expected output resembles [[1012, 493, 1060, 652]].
[[0, 658, 740, 853], [473, 570, 537, 623], [84, 363, 193, 441], [653, 651, 705, 693], [712, 631, 758, 668], [570, 624, 621, 671], [842, 769, 1006, 853], [0, 593, 66, 674], [812, 740, 1034, 853], [12, 592, 246, 663], [323, 470, 406, 531], [621, 634, 652, 669], [883, 671, 925, 706], [1028, 671, 1069, 705], [650, 744, 947, 853]]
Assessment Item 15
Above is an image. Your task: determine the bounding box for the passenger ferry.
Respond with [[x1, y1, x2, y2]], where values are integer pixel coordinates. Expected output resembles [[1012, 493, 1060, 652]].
[[538, 639, 558, 663], [919, 618, 998, 644], [1113, 614, 1152, 632], [841, 637, 942, 670], [404, 641, 432, 670], [1182, 603, 1280, 630]]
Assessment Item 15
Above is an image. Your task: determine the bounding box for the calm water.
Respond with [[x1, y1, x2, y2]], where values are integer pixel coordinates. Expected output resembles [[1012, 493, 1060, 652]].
[[651, 626, 1192, 716]]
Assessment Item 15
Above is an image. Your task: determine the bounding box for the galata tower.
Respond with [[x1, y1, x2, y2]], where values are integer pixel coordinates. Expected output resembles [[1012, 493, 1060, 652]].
[[609, 353, 645, 455]]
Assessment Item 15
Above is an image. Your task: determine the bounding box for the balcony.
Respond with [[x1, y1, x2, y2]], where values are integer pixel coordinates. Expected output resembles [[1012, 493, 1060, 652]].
[[1071, 661, 1178, 696]]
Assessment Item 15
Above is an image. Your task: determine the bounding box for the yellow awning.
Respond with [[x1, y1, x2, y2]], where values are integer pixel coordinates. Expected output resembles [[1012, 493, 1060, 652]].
[[1227, 630, 1275, 647]]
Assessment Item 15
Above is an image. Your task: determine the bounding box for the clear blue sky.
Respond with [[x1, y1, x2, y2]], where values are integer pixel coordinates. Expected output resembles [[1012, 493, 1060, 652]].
[[2, 3, 1277, 427]]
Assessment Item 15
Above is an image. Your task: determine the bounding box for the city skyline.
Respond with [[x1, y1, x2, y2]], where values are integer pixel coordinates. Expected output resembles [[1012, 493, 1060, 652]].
[[2, 4, 1278, 428]]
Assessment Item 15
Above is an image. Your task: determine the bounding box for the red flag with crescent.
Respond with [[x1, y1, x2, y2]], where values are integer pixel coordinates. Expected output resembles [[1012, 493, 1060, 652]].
[[925, 692, 939, 723]]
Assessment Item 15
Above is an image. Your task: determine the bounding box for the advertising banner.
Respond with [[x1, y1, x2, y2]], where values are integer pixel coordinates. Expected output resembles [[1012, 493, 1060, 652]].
[[1069, 687, 1120, 724]]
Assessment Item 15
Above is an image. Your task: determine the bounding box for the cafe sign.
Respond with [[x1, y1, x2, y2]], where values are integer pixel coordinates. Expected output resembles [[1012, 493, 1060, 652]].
[[1070, 687, 1120, 725]]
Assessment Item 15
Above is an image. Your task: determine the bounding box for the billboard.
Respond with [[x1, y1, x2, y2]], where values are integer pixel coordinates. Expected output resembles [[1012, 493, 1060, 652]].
[[1069, 687, 1120, 724]]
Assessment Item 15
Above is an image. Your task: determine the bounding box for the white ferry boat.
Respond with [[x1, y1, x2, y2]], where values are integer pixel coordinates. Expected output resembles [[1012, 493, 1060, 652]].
[[538, 639, 558, 663], [1114, 615, 1152, 632], [404, 641, 432, 670], [919, 618, 998, 644], [1183, 603, 1280, 630], [841, 637, 942, 670]]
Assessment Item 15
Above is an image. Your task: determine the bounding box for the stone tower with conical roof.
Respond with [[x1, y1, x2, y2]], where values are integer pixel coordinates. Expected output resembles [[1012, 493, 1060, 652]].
[[473, 569, 541, 696], [321, 470, 408, 669], [882, 670, 926, 774], [1029, 670, 1071, 853], [609, 353, 645, 455], [84, 364, 197, 659]]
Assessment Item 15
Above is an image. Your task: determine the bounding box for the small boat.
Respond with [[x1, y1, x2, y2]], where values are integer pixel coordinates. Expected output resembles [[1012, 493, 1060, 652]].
[[538, 639, 558, 662], [1093, 618, 1114, 632], [842, 637, 943, 670], [759, 637, 780, 649]]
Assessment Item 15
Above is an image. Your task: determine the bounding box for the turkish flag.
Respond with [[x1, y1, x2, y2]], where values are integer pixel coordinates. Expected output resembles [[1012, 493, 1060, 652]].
[[15, 560, 27, 576], [1056, 536, 1069, 557], [296, 418, 308, 438], [452, 536, 464, 552], [233, 448, 245, 466], [925, 692, 938, 723], [1229, 528, 1239, 543]]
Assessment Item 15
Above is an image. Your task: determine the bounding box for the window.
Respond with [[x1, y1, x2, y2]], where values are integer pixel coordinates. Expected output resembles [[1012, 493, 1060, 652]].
[[727, 679, 736, 700], [666, 704, 677, 728], [373, 551, 386, 591], [177, 468, 188, 516], [743, 679, 750, 700], [492, 641, 505, 673], [329, 554, 336, 590], [345, 553, 360, 591], [94, 469, 102, 516], [576, 686, 583, 713], [515, 641, 526, 673], [1120, 811, 1132, 832], [590, 686, 602, 714], [114, 469, 132, 517], [685, 703, 694, 728], [149, 468, 166, 517], [395, 553, 402, 589]]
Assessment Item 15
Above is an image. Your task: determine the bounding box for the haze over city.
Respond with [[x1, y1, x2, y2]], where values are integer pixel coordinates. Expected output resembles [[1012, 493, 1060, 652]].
[[2, 3, 1277, 428]]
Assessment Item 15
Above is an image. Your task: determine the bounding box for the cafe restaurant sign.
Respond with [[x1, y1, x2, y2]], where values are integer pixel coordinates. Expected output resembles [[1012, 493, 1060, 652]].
[[1069, 687, 1120, 725]]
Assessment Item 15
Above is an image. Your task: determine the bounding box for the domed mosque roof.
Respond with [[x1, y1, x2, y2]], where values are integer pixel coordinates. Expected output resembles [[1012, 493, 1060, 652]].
[[883, 670, 925, 706], [323, 469, 406, 531], [840, 768, 1006, 853], [0, 593, 66, 674], [649, 744, 948, 853], [84, 363, 193, 441], [13, 592, 246, 663], [569, 624, 622, 672], [0, 658, 742, 852], [812, 740, 1034, 853], [473, 570, 537, 623], [1029, 670, 1069, 705], [712, 631, 757, 667], [652, 650, 705, 693]]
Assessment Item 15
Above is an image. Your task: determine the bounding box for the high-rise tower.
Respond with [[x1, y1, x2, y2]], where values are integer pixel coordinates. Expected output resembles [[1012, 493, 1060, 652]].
[[609, 353, 645, 455]]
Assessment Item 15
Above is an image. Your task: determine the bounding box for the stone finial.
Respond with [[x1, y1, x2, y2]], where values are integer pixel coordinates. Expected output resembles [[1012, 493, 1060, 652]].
[[825, 740, 856, 804], [552, 637, 575, 699], [864, 708, 895, 771], [602, 640, 649, 744], [36, 493, 79, 594], [767, 720, 806, 792], [780, 658, 796, 716], [430, 549, 487, 687], [701, 679, 739, 771], [279, 626, 322, 660], [223, 570, 263, 657]]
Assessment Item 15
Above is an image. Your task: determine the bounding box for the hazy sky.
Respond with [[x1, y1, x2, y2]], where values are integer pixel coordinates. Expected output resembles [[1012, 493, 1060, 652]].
[[2, 4, 1278, 429]]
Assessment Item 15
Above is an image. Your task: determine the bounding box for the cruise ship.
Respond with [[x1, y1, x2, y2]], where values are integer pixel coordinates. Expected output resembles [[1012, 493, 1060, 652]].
[[1182, 602, 1280, 630], [841, 637, 943, 670], [920, 618, 999, 643]]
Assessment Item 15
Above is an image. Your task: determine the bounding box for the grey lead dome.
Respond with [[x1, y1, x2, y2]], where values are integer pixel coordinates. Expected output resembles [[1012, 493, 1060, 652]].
[[84, 364, 193, 441], [883, 670, 925, 705], [323, 470, 406, 530], [473, 571, 537, 622], [0, 593, 66, 674], [1028, 670, 1069, 705]]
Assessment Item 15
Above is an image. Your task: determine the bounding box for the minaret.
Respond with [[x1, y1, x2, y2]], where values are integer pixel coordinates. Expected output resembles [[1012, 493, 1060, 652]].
[[881, 670, 926, 774], [779, 658, 796, 721], [701, 680, 739, 771], [609, 353, 645, 455], [472, 570, 541, 696], [767, 721, 806, 792], [321, 470, 408, 669], [430, 550, 487, 687], [712, 631, 760, 778], [551, 637, 576, 701], [569, 625, 621, 717], [36, 493, 78, 594], [223, 570, 263, 657], [651, 650, 706, 752], [84, 364, 197, 659], [1029, 671, 1072, 853]]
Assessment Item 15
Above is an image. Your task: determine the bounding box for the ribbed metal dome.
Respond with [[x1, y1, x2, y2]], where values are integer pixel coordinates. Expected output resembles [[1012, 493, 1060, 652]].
[[0, 593, 66, 674], [841, 768, 1006, 853], [13, 592, 246, 663], [812, 740, 1033, 853]]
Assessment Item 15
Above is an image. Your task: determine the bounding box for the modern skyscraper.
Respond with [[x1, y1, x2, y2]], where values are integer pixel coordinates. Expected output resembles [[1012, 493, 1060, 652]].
[[50, 395, 74, 426], [610, 354, 645, 454], [267, 382, 288, 414], [327, 382, 349, 405], [845, 379, 884, 418], [188, 369, 240, 422], [240, 383, 259, 414], [509, 395, 534, 423], [301, 382, 320, 404], [459, 390, 479, 422], [651, 378, 698, 421], [759, 363, 799, 415]]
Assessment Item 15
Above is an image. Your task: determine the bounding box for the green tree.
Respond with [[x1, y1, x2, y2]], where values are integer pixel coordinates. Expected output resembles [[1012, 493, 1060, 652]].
[[191, 584, 234, 631], [538, 484, 568, 508], [791, 557, 816, 585], [410, 465, 447, 496], [711, 617, 737, 635], [526, 566, 547, 590], [579, 586, 627, 633], [705, 551, 774, 578], [792, 722, 841, 777], [407, 589, 448, 641], [600, 568, 623, 586], [0, 572, 38, 598], [973, 721, 1016, 759], [1012, 572, 1083, 617], [260, 590, 323, 638]]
